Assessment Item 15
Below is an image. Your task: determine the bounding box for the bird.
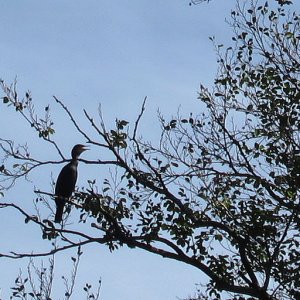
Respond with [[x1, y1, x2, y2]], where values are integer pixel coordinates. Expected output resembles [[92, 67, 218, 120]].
[[54, 144, 89, 223]]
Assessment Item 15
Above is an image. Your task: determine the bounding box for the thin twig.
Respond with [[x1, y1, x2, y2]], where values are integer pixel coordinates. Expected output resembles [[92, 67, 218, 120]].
[[133, 96, 147, 141]]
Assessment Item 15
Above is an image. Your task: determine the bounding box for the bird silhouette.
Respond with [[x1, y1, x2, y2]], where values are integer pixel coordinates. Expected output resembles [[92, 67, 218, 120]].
[[54, 144, 89, 223]]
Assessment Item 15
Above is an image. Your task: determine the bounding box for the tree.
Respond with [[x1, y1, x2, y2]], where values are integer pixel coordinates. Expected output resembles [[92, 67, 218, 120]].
[[1, 0, 300, 299], [8, 247, 101, 300]]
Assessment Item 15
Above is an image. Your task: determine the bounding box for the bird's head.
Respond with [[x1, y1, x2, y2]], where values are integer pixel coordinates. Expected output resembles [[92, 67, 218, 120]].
[[71, 144, 89, 159]]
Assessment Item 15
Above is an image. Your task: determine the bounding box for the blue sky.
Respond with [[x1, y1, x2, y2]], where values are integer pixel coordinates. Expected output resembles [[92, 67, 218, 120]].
[[2, 0, 296, 299]]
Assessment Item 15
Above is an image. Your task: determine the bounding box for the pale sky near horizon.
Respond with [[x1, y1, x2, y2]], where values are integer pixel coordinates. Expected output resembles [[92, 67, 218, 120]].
[[1, 1, 299, 299]]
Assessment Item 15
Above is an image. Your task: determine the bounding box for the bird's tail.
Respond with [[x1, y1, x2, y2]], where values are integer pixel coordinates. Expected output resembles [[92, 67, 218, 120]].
[[54, 201, 65, 223]]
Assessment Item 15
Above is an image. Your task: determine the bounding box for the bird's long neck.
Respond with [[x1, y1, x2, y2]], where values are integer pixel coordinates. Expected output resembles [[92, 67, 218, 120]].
[[71, 157, 79, 166]]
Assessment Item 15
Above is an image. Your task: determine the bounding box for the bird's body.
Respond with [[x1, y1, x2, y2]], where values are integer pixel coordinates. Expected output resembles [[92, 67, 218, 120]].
[[54, 144, 88, 223]]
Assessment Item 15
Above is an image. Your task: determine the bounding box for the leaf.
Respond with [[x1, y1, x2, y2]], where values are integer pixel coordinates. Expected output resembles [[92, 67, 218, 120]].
[[247, 104, 253, 111], [215, 234, 223, 241], [214, 91, 223, 97]]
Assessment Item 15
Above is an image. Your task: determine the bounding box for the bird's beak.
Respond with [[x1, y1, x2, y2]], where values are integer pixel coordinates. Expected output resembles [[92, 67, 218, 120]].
[[82, 145, 90, 152]]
